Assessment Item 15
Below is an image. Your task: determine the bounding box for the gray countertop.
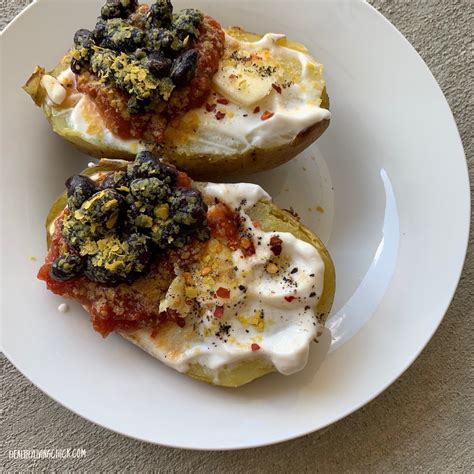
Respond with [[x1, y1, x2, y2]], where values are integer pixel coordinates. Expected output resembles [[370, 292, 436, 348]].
[[2, 1, 473, 471]]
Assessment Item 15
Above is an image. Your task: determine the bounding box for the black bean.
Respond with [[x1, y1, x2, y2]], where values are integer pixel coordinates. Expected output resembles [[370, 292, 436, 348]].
[[130, 177, 170, 203], [79, 189, 123, 229], [146, 28, 182, 53], [127, 151, 158, 179], [169, 187, 207, 226], [147, 0, 173, 28], [62, 215, 95, 250], [92, 19, 107, 43], [156, 161, 178, 185], [101, 0, 123, 19], [74, 29, 94, 48], [170, 49, 198, 86], [173, 8, 203, 38], [146, 52, 172, 77], [126, 232, 151, 269], [100, 0, 137, 20], [151, 220, 182, 249], [100, 19, 145, 53], [123, 201, 154, 234], [65, 175, 97, 210], [83, 234, 150, 285], [70, 57, 84, 74], [121, 0, 138, 13], [100, 170, 130, 191], [50, 254, 84, 282], [127, 151, 178, 184]]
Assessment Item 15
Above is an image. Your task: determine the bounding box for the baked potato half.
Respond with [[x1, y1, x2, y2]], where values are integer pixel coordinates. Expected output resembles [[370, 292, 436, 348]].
[[40, 156, 335, 387], [24, 0, 330, 180]]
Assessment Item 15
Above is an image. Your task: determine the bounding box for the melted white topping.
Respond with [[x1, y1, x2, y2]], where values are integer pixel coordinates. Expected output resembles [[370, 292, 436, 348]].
[[203, 182, 270, 209], [171, 33, 330, 155], [155, 183, 326, 379], [69, 95, 144, 154]]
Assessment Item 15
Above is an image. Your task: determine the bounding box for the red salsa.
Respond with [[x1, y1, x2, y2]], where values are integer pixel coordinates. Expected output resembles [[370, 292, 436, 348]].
[[76, 15, 225, 143]]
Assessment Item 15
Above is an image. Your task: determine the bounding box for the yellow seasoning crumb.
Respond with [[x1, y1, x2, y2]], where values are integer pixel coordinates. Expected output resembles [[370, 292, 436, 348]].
[[201, 266, 212, 276], [266, 262, 279, 274], [307, 207, 312, 212], [30, 256, 37, 262], [237, 315, 249, 328], [316, 206, 325, 213], [185, 287, 198, 299], [154, 204, 169, 220]]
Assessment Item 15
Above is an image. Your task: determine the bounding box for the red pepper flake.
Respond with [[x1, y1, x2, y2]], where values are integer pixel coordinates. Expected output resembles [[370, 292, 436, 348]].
[[229, 73, 238, 79], [176, 171, 192, 188], [253, 220, 261, 228], [253, 106, 261, 114], [261, 111, 274, 121], [269, 235, 283, 256], [214, 305, 224, 318], [284, 296, 296, 302], [240, 236, 256, 257], [176, 316, 186, 328], [216, 287, 231, 299], [243, 244, 256, 257], [205, 103, 216, 112], [251, 343, 261, 352], [217, 98, 229, 105], [215, 111, 226, 120], [240, 237, 251, 249], [272, 83, 282, 94]]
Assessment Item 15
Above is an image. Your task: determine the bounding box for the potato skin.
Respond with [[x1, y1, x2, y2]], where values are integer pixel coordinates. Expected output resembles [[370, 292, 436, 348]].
[[45, 160, 335, 387], [24, 44, 330, 179], [161, 90, 330, 180]]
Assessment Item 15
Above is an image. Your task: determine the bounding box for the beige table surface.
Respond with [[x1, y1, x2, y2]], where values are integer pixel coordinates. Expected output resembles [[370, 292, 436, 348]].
[[1, 1, 473, 471]]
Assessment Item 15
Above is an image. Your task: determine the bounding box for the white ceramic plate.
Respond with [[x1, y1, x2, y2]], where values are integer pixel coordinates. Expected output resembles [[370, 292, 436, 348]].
[[1, 0, 469, 449]]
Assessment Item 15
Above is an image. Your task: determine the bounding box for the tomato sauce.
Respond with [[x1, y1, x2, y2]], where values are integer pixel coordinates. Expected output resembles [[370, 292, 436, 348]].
[[76, 15, 225, 143], [173, 16, 226, 111], [38, 211, 203, 337], [37, 182, 254, 338], [207, 203, 256, 256]]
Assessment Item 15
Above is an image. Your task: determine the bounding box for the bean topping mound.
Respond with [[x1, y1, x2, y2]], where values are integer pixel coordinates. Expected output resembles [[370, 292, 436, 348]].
[[51, 152, 210, 285], [71, 0, 225, 142]]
